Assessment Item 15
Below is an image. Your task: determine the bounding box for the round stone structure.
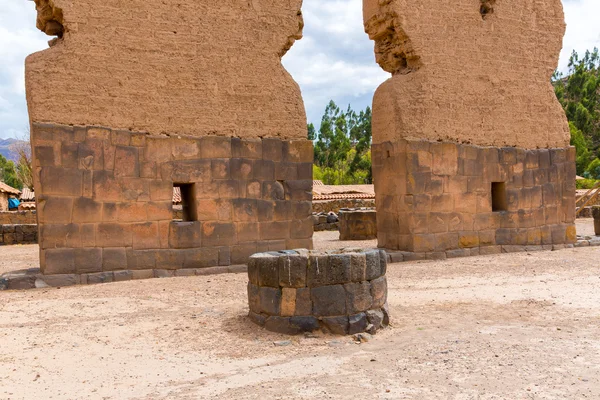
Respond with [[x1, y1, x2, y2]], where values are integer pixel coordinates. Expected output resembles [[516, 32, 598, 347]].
[[247, 249, 389, 335]]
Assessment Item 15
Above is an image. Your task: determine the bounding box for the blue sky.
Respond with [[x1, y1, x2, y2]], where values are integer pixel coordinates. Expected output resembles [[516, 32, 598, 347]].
[[1, 0, 599, 139]]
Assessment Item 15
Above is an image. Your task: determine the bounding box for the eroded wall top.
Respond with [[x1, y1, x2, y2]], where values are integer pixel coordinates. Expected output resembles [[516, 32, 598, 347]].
[[364, 0, 570, 148], [26, 0, 306, 139]]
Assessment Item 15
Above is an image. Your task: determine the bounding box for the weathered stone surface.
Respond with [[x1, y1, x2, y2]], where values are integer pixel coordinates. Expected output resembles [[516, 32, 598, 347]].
[[348, 313, 368, 335], [321, 316, 349, 335], [339, 209, 377, 241], [311, 285, 346, 317], [259, 287, 281, 316]]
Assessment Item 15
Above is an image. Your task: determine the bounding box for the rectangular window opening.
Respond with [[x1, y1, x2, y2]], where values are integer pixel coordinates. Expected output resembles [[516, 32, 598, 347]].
[[491, 182, 507, 212], [173, 183, 197, 221]]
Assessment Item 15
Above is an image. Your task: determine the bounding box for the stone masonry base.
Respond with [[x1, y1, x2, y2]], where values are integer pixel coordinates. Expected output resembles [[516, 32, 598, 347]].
[[0, 242, 591, 291], [30, 123, 314, 275], [372, 139, 577, 253]]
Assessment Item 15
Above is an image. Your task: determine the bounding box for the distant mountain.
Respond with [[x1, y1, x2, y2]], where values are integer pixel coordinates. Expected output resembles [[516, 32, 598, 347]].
[[0, 139, 25, 162]]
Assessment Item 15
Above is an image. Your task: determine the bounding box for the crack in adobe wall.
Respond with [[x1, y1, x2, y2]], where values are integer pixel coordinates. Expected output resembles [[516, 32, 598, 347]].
[[34, 0, 64, 38], [364, 9, 421, 75], [480, 0, 496, 19], [278, 9, 304, 58]]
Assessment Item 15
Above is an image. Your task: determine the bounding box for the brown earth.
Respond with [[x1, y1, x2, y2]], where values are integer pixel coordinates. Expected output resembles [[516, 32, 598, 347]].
[[1, 226, 600, 399]]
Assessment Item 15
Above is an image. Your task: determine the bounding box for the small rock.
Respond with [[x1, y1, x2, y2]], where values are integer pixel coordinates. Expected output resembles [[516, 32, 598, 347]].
[[353, 332, 372, 343], [328, 340, 344, 347], [273, 340, 292, 347]]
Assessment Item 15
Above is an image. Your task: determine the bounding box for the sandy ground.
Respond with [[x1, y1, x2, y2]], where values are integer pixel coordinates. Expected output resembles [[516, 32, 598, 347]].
[[1, 223, 599, 399]]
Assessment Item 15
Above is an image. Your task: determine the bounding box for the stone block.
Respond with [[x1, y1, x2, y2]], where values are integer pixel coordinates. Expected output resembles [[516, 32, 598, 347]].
[[349, 253, 367, 282], [130, 269, 154, 280], [87, 272, 114, 285], [38, 196, 73, 224], [114, 146, 139, 177], [370, 276, 387, 308], [218, 180, 242, 199], [284, 180, 312, 201], [232, 199, 258, 222], [200, 136, 231, 159], [44, 248, 76, 275], [364, 250, 382, 280], [254, 254, 279, 287], [230, 158, 253, 180], [96, 223, 132, 248], [262, 181, 285, 201], [344, 282, 373, 314], [126, 249, 157, 270], [147, 202, 172, 222], [102, 248, 128, 271], [327, 254, 351, 285], [72, 197, 102, 223], [278, 254, 307, 288], [145, 137, 172, 163], [321, 316, 349, 335], [183, 248, 219, 269], [41, 274, 79, 288], [114, 270, 133, 282], [74, 248, 103, 274], [280, 287, 296, 317], [348, 313, 369, 335], [172, 137, 200, 159], [260, 221, 290, 241], [131, 222, 160, 250], [232, 137, 262, 159], [311, 285, 346, 317], [247, 282, 261, 313], [289, 316, 320, 333], [169, 221, 201, 249], [252, 159, 275, 181], [156, 250, 186, 270], [412, 234, 435, 253], [307, 254, 328, 287], [248, 312, 266, 327], [218, 247, 231, 266], [479, 246, 502, 256], [295, 288, 312, 316], [231, 243, 257, 265], [259, 286, 281, 316], [201, 222, 236, 247], [434, 232, 459, 251]]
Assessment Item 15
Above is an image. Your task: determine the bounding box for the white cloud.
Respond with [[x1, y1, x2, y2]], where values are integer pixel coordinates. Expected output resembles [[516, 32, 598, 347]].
[[0, 0, 598, 138], [559, 0, 600, 72]]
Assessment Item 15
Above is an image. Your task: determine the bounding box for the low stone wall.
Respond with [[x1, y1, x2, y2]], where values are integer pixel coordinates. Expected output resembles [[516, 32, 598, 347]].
[[339, 209, 377, 240], [313, 199, 375, 214], [312, 212, 339, 232], [0, 225, 38, 245], [0, 211, 37, 225], [247, 249, 389, 335]]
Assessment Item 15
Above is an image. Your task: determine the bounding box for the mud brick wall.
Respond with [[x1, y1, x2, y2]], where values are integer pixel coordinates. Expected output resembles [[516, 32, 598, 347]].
[[0, 225, 38, 245], [372, 140, 577, 253], [247, 249, 389, 335], [31, 123, 313, 275], [0, 211, 37, 225]]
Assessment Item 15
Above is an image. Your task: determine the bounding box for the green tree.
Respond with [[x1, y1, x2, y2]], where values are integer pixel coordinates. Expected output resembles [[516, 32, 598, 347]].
[[554, 48, 600, 175], [311, 101, 373, 184], [0, 154, 22, 190]]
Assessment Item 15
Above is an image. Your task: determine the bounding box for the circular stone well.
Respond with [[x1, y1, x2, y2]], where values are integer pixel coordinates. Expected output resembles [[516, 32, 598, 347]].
[[247, 249, 389, 335]]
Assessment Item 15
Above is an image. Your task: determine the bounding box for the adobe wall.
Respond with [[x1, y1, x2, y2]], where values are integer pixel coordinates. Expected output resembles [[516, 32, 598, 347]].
[[364, 0, 576, 252], [26, 0, 313, 275], [26, 0, 306, 139], [364, 0, 569, 148]]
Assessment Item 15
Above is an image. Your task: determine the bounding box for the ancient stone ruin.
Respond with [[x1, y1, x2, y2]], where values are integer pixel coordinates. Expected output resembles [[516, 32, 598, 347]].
[[24, 0, 578, 280], [26, 0, 312, 276], [247, 249, 389, 335], [365, 0, 577, 255], [338, 209, 377, 241]]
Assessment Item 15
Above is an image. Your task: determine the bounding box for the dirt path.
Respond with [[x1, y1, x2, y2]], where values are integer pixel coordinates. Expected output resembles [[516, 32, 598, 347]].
[[1, 243, 600, 399]]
